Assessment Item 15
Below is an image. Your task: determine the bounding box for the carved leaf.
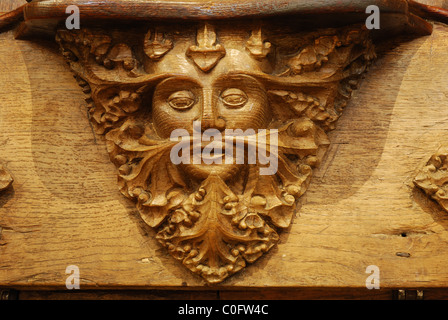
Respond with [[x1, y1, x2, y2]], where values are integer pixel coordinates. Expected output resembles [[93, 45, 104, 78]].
[[156, 174, 279, 283], [186, 23, 226, 72], [246, 27, 271, 60], [105, 43, 137, 72], [197, 23, 216, 48], [107, 121, 186, 227], [88, 86, 146, 134], [144, 30, 173, 60], [414, 147, 448, 212], [0, 164, 13, 191], [287, 35, 338, 74], [245, 123, 327, 228], [56, 29, 112, 67]]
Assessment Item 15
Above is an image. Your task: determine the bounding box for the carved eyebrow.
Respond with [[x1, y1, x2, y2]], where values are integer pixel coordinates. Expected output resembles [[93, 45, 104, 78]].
[[213, 72, 266, 86], [157, 75, 203, 88]]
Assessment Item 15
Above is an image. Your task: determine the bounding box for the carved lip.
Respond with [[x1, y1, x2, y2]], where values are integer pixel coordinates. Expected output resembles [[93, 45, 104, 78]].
[[174, 138, 256, 161], [19, 0, 433, 36]]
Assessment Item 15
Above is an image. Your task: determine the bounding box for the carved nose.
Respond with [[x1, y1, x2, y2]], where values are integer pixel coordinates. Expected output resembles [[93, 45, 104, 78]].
[[200, 88, 226, 132]]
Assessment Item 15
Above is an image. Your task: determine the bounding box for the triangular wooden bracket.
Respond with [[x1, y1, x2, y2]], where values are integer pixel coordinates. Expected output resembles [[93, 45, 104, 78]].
[[1, 0, 445, 285]]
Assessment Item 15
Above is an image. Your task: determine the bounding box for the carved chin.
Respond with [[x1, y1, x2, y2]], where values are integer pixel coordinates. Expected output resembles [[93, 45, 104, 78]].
[[179, 163, 243, 181]]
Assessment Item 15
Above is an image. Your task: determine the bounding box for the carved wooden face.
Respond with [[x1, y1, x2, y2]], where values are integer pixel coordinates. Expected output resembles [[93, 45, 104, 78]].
[[152, 74, 270, 137], [152, 73, 271, 180]]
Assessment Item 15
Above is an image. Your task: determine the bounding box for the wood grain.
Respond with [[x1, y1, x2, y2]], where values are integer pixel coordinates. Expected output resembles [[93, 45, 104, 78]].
[[0, 0, 448, 298], [51, 19, 378, 284], [0, 0, 24, 13], [417, 0, 448, 8], [14, 0, 434, 39], [409, 0, 448, 23]]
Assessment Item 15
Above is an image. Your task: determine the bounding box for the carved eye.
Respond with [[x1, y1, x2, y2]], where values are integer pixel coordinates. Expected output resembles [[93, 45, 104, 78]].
[[168, 90, 195, 110], [221, 88, 248, 108]]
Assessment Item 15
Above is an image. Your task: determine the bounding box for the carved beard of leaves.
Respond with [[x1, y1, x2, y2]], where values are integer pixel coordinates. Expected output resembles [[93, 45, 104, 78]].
[[55, 24, 375, 283], [157, 174, 279, 283], [105, 115, 329, 283]]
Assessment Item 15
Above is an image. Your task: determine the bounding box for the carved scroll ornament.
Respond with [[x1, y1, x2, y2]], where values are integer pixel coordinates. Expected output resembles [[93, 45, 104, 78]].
[[1, 0, 443, 283]]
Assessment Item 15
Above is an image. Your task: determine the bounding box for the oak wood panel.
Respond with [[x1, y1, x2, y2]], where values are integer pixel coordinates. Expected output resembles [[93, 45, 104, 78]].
[[418, 0, 448, 8], [0, 0, 448, 297], [0, 0, 24, 13]]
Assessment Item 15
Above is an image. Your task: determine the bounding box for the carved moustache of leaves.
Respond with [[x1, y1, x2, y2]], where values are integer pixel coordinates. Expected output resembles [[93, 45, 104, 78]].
[[414, 147, 448, 212], [106, 121, 186, 228]]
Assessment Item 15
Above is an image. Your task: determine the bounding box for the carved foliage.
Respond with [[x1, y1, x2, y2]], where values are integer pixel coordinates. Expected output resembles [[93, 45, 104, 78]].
[[279, 28, 375, 77], [144, 30, 173, 60], [246, 26, 271, 60], [414, 147, 448, 212], [186, 23, 226, 72], [0, 164, 13, 192], [157, 174, 279, 283]]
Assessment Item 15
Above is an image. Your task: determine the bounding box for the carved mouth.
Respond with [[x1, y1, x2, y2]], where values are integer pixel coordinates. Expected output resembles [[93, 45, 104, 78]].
[[179, 161, 242, 181], [186, 138, 261, 162], [200, 150, 225, 161]]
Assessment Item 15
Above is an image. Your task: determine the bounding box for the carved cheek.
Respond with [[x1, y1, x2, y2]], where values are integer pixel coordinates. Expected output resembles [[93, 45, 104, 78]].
[[152, 86, 201, 139], [218, 88, 270, 130]]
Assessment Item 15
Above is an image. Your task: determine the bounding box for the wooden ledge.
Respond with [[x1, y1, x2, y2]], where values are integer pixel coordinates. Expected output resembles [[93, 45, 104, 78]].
[[1, 0, 442, 38]]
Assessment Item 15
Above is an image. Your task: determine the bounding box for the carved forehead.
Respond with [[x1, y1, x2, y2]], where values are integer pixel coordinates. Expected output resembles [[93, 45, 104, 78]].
[[153, 47, 265, 81], [143, 21, 376, 89], [150, 23, 269, 77]]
